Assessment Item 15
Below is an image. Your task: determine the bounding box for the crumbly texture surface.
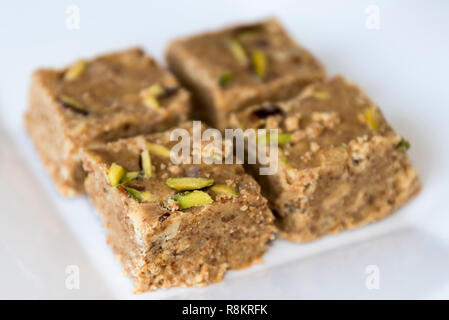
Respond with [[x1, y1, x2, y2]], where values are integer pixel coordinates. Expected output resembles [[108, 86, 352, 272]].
[[82, 123, 275, 292], [229, 76, 421, 242], [25, 48, 190, 196], [166, 18, 324, 129]]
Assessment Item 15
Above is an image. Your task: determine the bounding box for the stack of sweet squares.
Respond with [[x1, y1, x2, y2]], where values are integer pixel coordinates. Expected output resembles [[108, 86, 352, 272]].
[[25, 18, 420, 293]]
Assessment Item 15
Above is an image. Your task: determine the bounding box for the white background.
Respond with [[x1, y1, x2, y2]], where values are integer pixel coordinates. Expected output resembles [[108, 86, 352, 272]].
[[0, 0, 448, 299]]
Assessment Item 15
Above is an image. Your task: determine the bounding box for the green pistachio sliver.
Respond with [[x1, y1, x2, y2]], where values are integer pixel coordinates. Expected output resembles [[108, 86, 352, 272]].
[[124, 187, 156, 203], [147, 84, 165, 97], [280, 156, 289, 165], [166, 177, 214, 191], [258, 132, 292, 146], [218, 71, 233, 88], [142, 95, 160, 109], [277, 133, 292, 145], [60, 95, 88, 115], [141, 150, 152, 178], [146, 142, 171, 158], [174, 190, 213, 210], [141, 191, 157, 202], [312, 90, 331, 100], [364, 107, 380, 131], [107, 163, 126, 187], [140, 84, 163, 109], [251, 50, 267, 79], [226, 37, 248, 65], [120, 171, 139, 185], [210, 184, 239, 197], [124, 187, 143, 202], [64, 59, 87, 81], [396, 137, 411, 152]]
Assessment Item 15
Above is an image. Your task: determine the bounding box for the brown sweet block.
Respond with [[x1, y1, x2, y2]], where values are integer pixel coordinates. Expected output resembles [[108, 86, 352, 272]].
[[229, 76, 420, 242], [81, 123, 274, 292], [166, 18, 324, 129], [25, 48, 190, 196]]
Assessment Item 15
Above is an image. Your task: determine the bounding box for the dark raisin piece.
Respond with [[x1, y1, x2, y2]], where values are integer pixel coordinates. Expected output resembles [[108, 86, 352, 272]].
[[160, 86, 179, 99], [159, 213, 171, 222], [290, 55, 303, 64], [252, 104, 283, 119], [221, 214, 235, 223], [253, 38, 269, 48]]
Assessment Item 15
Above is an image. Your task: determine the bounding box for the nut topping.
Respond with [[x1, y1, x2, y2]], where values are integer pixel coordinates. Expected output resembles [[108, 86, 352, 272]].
[[146, 142, 171, 158], [364, 107, 380, 131], [141, 150, 152, 178], [64, 60, 87, 81], [107, 163, 126, 187], [210, 184, 240, 197], [251, 50, 267, 79], [166, 177, 214, 191], [174, 190, 213, 209], [59, 95, 89, 115]]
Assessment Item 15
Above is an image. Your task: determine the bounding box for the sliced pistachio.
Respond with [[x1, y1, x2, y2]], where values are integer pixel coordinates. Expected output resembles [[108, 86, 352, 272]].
[[146, 142, 171, 158], [258, 132, 292, 146], [147, 84, 165, 97], [120, 171, 139, 185], [60, 95, 89, 115], [124, 187, 143, 202], [312, 91, 331, 100], [210, 184, 239, 197], [277, 133, 292, 145], [122, 186, 156, 203], [251, 50, 267, 79], [396, 137, 411, 152], [166, 177, 214, 191], [141, 191, 157, 202], [107, 163, 126, 187], [218, 71, 233, 88], [226, 37, 248, 65], [364, 107, 380, 131], [141, 150, 152, 178], [174, 190, 213, 209], [140, 83, 170, 109], [64, 60, 87, 81], [142, 95, 160, 109]]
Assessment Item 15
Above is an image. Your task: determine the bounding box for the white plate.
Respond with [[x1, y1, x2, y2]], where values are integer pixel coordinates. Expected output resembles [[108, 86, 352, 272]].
[[0, 0, 448, 299]]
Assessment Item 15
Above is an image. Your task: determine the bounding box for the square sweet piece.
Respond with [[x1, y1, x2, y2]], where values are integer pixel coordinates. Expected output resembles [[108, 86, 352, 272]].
[[229, 76, 420, 242], [25, 48, 190, 196], [81, 123, 275, 292], [166, 18, 324, 129]]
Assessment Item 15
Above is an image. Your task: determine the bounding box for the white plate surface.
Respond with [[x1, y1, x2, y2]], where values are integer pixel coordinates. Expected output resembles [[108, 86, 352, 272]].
[[0, 0, 448, 299]]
